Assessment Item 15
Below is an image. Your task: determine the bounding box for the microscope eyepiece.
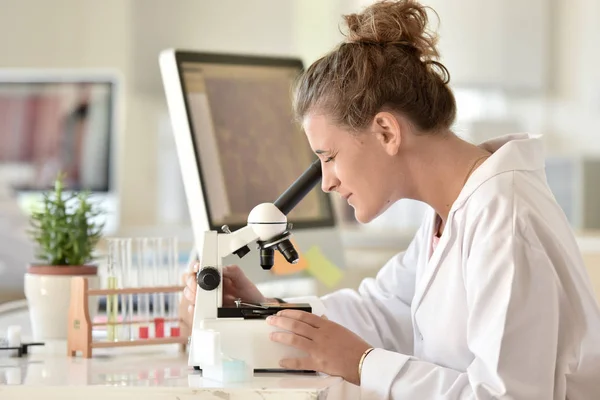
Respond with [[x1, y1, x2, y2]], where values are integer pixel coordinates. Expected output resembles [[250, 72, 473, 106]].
[[273, 159, 321, 216], [277, 239, 299, 264], [259, 247, 275, 270]]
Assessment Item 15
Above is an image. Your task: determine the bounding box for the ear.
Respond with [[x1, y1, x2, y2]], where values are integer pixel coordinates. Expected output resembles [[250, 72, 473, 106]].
[[371, 112, 402, 156]]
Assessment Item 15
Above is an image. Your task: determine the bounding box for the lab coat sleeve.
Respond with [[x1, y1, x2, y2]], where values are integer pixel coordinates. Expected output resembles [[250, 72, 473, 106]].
[[320, 246, 419, 354], [360, 205, 561, 399], [285, 221, 428, 354]]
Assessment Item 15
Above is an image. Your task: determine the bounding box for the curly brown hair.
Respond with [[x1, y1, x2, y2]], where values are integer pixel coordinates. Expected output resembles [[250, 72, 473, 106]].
[[293, 0, 456, 134]]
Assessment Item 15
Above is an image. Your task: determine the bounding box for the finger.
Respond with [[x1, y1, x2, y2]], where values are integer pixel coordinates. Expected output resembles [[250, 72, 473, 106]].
[[186, 273, 197, 289], [270, 331, 313, 353], [279, 356, 315, 371], [187, 304, 194, 314], [188, 260, 199, 272], [267, 315, 316, 340], [276, 310, 324, 329], [222, 265, 242, 280], [223, 294, 237, 306], [183, 286, 195, 302], [222, 277, 235, 299], [222, 276, 234, 289]]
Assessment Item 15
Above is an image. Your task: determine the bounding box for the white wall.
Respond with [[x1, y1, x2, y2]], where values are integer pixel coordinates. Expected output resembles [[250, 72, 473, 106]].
[[0, 0, 131, 69], [543, 0, 600, 155], [422, 0, 550, 92], [292, 0, 361, 64]]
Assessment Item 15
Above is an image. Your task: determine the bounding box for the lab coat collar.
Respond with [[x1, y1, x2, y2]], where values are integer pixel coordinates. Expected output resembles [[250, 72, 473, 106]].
[[453, 133, 545, 212]]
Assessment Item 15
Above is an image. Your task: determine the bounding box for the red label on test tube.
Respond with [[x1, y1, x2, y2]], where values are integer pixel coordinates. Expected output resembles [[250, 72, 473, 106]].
[[139, 326, 149, 339], [154, 318, 165, 338], [170, 326, 180, 337]]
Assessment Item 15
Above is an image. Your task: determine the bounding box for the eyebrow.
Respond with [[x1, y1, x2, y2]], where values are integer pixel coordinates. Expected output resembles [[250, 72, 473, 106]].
[[315, 149, 329, 155]]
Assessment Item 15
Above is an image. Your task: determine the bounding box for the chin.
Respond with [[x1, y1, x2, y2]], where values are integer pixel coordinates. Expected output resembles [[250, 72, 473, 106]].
[[353, 207, 377, 224], [353, 200, 395, 224]]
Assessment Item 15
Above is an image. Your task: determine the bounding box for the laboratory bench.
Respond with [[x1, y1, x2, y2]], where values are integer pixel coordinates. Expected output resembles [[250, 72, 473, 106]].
[[0, 303, 359, 399], [0, 349, 356, 399]]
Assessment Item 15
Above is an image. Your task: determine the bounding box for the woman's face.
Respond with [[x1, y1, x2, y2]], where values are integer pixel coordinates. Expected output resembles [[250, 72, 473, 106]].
[[303, 112, 403, 223]]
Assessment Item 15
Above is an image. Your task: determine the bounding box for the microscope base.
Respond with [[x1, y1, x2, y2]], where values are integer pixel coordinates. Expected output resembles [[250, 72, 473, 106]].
[[188, 316, 312, 371]]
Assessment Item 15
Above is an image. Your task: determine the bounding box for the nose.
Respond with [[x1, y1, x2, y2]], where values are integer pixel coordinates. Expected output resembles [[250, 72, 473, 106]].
[[321, 165, 339, 193]]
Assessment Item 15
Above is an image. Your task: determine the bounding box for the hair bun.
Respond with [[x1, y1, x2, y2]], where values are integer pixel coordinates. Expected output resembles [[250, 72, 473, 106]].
[[343, 0, 440, 62]]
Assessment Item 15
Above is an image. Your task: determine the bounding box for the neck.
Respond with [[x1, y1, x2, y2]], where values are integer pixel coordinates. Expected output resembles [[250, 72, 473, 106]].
[[399, 132, 490, 224]]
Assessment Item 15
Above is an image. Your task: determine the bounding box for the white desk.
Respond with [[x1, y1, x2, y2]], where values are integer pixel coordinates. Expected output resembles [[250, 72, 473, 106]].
[[0, 306, 359, 399]]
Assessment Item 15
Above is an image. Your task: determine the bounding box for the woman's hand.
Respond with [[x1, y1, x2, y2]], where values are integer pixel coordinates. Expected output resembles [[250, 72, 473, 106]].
[[267, 310, 372, 386], [183, 263, 267, 314]]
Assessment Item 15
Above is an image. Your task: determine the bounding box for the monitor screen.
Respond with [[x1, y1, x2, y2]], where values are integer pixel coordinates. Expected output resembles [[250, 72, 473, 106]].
[[178, 54, 334, 230], [0, 76, 114, 192]]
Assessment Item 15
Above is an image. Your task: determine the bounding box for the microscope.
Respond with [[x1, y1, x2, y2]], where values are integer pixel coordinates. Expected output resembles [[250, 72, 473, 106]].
[[188, 159, 322, 373]]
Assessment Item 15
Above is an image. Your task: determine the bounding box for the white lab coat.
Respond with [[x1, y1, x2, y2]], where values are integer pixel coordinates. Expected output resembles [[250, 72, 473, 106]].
[[299, 134, 600, 399]]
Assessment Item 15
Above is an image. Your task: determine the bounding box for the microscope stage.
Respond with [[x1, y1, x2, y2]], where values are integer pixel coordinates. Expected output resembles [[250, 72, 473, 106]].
[[217, 303, 312, 319]]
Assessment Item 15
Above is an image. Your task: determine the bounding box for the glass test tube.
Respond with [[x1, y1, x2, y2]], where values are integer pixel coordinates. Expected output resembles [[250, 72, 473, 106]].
[[144, 238, 152, 338], [137, 238, 149, 339], [166, 237, 173, 335], [170, 237, 180, 337], [117, 239, 126, 341], [161, 238, 170, 336], [106, 239, 119, 342], [158, 238, 166, 320], [126, 238, 134, 340], [151, 238, 157, 337], [116, 239, 127, 341], [164, 237, 174, 336], [153, 238, 165, 338]]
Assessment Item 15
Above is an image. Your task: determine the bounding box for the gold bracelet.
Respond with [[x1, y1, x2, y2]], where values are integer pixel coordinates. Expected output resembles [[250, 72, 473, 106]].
[[358, 347, 375, 383]]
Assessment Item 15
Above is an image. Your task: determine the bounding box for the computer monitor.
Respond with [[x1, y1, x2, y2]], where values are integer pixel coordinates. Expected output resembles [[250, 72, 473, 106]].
[[159, 50, 346, 286], [0, 69, 120, 234]]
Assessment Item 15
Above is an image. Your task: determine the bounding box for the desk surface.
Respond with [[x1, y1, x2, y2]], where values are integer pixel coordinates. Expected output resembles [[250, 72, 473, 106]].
[[1, 344, 357, 399], [0, 306, 358, 400]]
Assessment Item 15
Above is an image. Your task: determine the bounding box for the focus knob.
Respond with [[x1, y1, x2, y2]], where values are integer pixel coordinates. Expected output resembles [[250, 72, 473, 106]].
[[196, 267, 220, 291]]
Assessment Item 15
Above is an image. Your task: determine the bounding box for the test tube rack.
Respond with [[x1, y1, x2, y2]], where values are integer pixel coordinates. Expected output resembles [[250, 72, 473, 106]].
[[67, 276, 190, 358]]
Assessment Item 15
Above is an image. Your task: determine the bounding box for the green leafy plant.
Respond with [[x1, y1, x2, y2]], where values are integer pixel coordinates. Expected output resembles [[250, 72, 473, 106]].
[[28, 173, 104, 266]]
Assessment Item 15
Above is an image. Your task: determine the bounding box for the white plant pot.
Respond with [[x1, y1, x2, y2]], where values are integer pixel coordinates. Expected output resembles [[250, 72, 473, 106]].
[[24, 267, 100, 341]]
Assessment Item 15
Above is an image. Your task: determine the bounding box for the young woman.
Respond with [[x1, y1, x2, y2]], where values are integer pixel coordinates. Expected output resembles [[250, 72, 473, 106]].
[[184, 0, 600, 398]]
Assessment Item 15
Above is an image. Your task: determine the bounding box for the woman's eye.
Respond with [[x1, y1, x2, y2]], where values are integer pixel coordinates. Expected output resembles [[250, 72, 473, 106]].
[[325, 156, 335, 163]]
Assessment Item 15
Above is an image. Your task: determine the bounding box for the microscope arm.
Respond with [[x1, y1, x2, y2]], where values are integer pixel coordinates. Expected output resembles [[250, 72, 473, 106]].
[[217, 226, 258, 259]]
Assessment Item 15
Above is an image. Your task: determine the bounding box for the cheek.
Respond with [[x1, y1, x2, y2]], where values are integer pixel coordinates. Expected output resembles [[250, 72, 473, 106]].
[[342, 155, 393, 218], [335, 158, 364, 192], [339, 154, 383, 192], [337, 160, 378, 202]]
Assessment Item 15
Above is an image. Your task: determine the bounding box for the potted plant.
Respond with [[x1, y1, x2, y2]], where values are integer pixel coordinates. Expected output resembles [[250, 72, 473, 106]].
[[25, 173, 104, 341]]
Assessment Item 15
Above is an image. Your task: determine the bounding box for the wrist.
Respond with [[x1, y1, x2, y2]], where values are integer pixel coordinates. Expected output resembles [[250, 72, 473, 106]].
[[357, 347, 375, 385]]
